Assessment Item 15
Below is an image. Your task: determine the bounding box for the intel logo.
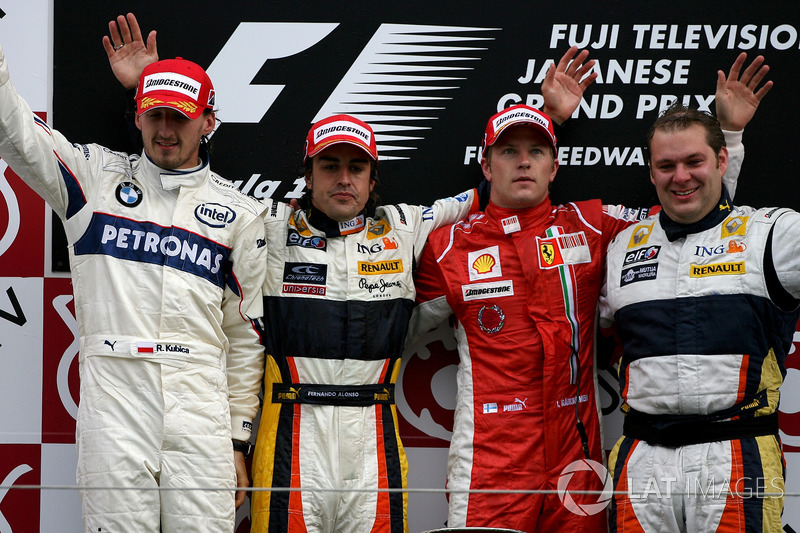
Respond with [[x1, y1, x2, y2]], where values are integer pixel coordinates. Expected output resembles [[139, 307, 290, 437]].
[[195, 203, 236, 228]]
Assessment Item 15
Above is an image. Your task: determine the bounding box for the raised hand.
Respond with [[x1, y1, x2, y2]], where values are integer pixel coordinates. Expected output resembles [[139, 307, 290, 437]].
[[715, 52, 772, 131], [102, 13, 158, 90], [542, 46, 598, 125]]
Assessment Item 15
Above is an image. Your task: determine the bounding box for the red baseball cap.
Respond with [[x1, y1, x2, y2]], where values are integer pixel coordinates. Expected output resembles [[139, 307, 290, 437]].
[[481, 104, 557, 156], [135, 58, 215, 120], [304, 115, 378, 162]]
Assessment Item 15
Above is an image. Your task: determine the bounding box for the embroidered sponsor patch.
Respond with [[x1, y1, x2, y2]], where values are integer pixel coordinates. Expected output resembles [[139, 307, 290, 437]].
[[339, 215, 365, 235], [468, 246, 502, 281], [501, 215, 521, 234], [620, 264, 658, 286], [282, 284, 327, 296], [115, 181, 143, 208], [358, 259, 403, 275], [689, 261, 745, 278], [537, 232, 590, 268], [623, 246, 660, 266], [477, 304, 505, 334], [721, 216, 749, 238], [282, 262, 327, 284], [462, 280, 514, 301], [287, 229, 327, 251], [195, 203, 236, 228], [628, 223, 654, 249], [367, 219, 391, 239]]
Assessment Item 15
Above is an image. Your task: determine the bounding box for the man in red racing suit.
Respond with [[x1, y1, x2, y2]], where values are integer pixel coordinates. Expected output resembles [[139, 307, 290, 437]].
[[408, 51, 768, 531]]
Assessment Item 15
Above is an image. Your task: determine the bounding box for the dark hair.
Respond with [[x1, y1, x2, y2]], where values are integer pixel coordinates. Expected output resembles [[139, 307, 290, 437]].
[[646, 103, 726, 163], [297, 157, 381, 216]]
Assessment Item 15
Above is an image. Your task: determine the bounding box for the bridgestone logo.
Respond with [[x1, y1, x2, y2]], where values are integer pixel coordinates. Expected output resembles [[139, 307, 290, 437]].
[[465, 286, 509, 297], [462, 280, 514, 301], [142, 72, 202, 99], [314, 120, 372, 143], [493, 109, 549, 131]]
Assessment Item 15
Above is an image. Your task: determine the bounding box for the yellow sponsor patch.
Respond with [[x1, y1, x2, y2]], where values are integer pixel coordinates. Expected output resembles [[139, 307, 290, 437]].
[[721, 216, 749, 238], [628, 223, 654, 249], [358, 260, 403, 275], [689, 261, 745, 277]]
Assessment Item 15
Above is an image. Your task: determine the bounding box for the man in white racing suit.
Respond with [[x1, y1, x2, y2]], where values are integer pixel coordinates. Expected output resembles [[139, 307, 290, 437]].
[[250, 114, 479, 532], [0, 30, 267, 532], [600, 103, 799, 533]]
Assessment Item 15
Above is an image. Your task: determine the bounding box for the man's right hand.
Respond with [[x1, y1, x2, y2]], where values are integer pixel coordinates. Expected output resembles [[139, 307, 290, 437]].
[[102, 13, 158, 90]]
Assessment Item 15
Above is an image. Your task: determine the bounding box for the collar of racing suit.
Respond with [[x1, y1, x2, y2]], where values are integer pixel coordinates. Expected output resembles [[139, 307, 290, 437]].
[[306, 205, 367, 237], [659, 186, 733, 242], [139, 149, 210, 191], [485, 195, 554, 229]]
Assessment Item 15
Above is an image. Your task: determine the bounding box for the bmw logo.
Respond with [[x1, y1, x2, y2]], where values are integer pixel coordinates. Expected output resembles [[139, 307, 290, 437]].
[[115, 181, 143, 208]]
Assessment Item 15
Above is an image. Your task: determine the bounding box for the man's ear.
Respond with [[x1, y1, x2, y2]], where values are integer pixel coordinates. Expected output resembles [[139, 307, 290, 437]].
[[717, 146, 729, 176], [202, 112, 216, 136], [480, 157, 492, 182]]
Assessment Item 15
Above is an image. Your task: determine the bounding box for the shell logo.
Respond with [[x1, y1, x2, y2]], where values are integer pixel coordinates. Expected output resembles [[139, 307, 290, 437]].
[[472, 253, 495, 274]]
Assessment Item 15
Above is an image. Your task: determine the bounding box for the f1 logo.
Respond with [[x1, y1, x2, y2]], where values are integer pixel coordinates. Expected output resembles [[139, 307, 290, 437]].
[[206, 23, 339, 124]]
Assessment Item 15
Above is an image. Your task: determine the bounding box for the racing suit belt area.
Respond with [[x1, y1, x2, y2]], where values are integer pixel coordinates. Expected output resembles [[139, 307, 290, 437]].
[[0, 54, 267, 531], [600, 204, 800, 533], [411, 198, 649, 531], [252, 193, 477, 532]]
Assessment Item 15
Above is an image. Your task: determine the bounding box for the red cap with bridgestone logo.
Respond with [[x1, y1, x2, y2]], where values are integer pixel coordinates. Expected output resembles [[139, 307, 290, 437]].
[[304, 115, 378, 162], [135, 58, 215, 120], [482, 104, 557, 156]]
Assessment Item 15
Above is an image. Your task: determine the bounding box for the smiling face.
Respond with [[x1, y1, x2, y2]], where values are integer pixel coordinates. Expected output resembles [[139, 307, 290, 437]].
[[481, 125, 558, 209], [648, 123, 729, 225], [306, 143, 375, 222], [135, 108, 215, 170]]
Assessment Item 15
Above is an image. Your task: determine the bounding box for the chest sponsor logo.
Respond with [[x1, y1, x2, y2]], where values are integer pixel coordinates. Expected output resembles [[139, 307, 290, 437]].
[[340, 215, 365, 235], [694, 240, 748, 257], [290, 214, 312, 236], [115, 181, 143, 208], [356, 237, 399, 254], [73, 213, 229, 287], [283, 262, 327, 284], [195, 203, 236, 228], [287, 229, 327, 251], [689, 261, 745, 278], [624, 246, 660, 266], [726, 240, 747, 253], [359, 277, 403, 297], [501, 215, 521, 234], [721, 216, 748, 238], [358, 259, 403, 275], [468, 245, 502, 281], [620, 264, 658, 286], [367, 219, 392, 239], [462, 280, 514, 301], [537, 231, 590, 269], [628, 223, 654, 249]]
